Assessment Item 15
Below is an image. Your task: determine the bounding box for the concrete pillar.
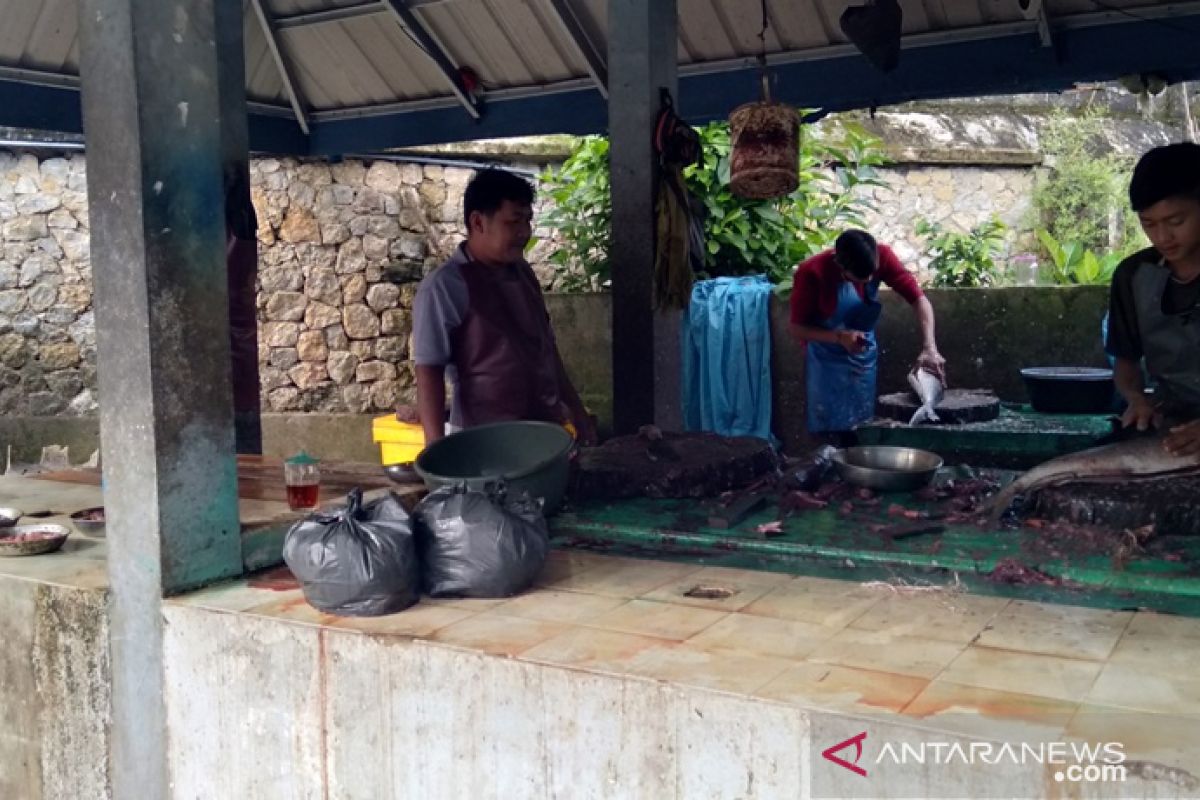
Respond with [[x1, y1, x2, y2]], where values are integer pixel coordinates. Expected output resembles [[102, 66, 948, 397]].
[[78, 0, 244, 796], [607, 0, 681, 434]]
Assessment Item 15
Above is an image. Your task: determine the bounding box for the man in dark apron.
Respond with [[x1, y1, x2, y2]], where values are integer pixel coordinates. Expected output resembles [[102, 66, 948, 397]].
[[412, 169, 596, 445], [790, 230, 946, 444], [1107, 143, 1200, 456]]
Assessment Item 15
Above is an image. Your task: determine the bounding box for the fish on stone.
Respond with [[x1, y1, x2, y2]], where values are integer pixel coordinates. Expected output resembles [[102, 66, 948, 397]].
[[907, 367, 944, 426], [984, 432, 1200, 522]]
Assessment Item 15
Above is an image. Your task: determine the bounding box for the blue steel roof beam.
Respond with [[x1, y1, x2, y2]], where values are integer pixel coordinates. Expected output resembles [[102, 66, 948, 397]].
[[274, 1, 388, 30], [248, 0, 311, 134], [380, 0, 482, 120], [545, 0, 609, 99]]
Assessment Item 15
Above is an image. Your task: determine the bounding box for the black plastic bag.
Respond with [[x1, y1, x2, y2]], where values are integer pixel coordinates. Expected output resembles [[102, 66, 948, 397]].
[[415, 483, 549, 598], [282, 488, 419, 616]]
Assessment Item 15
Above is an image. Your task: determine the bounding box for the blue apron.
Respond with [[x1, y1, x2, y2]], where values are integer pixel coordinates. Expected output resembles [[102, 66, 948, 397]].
[[805, 278, 882, 433]]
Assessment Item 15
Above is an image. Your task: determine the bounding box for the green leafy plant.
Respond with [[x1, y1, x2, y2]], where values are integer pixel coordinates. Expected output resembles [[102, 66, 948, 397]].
[[1031, 110, 1145, 259], [1036, 229, 1125, 285], [685, 121, 889, 285], [537, 137, 612, 292], [536, 117, 890, 291], [915, 217, 1009, 288]]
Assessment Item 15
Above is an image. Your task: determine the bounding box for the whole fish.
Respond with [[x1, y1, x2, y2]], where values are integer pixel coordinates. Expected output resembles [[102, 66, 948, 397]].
[[984, 432, 1200, 522], [907, 367, 944, 426]]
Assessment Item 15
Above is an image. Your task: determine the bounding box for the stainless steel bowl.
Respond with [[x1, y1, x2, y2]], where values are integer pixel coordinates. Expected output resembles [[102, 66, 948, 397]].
[[0, 507, 21, 528], [832, 446, 943, 492], [383, 463, 421, 485], [0, 523, 70, 556], [70, 507, 106, 537]]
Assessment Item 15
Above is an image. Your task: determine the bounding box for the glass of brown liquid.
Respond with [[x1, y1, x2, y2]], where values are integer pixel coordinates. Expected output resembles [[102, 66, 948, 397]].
[[284, 451, 320, 511]]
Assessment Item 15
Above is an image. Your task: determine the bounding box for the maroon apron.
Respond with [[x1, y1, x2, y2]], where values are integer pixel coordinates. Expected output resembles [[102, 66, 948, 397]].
[[451, 261, 563, 427]]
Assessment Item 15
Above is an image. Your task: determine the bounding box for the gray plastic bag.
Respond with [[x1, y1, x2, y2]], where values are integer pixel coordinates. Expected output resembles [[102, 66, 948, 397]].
[[282, 488, 419, 616], [415, 483, 549, 598]]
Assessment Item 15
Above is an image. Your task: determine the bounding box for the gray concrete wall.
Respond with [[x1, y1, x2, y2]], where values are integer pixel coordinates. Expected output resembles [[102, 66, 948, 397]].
[[0, 579, 111, 800], [555, 286, 1109, 451], [156, 602, 1182, 799]]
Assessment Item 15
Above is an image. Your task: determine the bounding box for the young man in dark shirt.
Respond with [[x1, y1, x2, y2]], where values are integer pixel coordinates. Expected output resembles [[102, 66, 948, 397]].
[[1106, 143, 1200, 456], [411, 169, 595, 446]]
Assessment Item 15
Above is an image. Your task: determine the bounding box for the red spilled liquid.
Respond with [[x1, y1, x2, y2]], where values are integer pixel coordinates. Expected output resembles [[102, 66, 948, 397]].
[[286, 483, 319, 511]]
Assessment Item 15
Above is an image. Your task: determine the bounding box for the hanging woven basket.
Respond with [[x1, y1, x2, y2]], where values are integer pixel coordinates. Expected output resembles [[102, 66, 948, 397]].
[[728, 100, 799, 200]]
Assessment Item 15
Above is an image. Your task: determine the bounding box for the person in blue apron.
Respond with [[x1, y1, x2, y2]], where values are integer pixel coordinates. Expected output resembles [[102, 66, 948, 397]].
[[1107, 143, 1200, 456], [790, 230, 946, 443]]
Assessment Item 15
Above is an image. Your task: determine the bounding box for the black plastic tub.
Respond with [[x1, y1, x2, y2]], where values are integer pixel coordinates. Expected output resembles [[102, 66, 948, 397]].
[[1020, 367, 1115, 414]]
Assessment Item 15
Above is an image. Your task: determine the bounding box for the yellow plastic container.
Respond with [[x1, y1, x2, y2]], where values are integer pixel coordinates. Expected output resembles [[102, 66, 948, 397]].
[[372, 414, 425, 465]]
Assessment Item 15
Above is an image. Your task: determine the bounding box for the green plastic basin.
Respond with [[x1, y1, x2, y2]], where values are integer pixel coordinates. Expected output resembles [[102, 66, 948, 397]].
[[414, 421, 574, 513]]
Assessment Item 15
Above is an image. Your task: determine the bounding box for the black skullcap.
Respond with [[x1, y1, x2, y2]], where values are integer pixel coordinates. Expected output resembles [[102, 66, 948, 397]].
[[1129, 143, 1200, 211]]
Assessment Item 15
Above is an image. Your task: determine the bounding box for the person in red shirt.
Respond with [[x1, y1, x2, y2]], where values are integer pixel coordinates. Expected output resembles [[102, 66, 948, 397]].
[[790, 229, 945, 439]]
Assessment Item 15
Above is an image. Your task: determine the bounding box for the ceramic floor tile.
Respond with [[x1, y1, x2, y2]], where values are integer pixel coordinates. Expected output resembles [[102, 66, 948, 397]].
[[850, 591, 1010, 645], [1124, 610, 1200, 641], [173, 580, 279, 613], [586, 599, 729, 641], [941, 646, 1103, 704], [543, 560, 700, 597], [807, 627, 966, 679], [1084, 662, 1200, 716], [686, 612, 838, 661], [244, 592, 344, 628], [429, 612, 567, 657], [975, 600, 1131, 662], [755, 662, 929, 714], [1107, 628, 1200, 680], [492, 589, 627, 624], [640, 574, 777, 612], [533, 549, 620, 587], [903, 680, 1078, 742], [685, 565, 796, 586], [740, 577, 881, 629], [630, 644, 794, 696], [330, 603, 478, 638], [520, 627, 790, 695], [422, 595, 508, 611], [1067, 704, 1200, 776], [520, 626, 675, 670]]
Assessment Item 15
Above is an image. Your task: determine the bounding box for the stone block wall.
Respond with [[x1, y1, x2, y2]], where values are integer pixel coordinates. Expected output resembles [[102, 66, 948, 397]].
[[249, 156, 450, 414], [0, 152, 95, 418], [861, 165, 1036, 272], [0, 150, 557, 416]]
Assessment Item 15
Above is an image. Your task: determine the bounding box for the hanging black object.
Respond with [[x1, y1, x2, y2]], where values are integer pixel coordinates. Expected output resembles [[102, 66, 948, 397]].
[[653, 89, 698, 310], [653, 89, 701, 167], [840, 0, 903, 73]]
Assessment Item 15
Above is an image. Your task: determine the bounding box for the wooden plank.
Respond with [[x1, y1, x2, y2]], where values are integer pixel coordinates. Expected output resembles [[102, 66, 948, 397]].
[[31, 456, 393, 503]]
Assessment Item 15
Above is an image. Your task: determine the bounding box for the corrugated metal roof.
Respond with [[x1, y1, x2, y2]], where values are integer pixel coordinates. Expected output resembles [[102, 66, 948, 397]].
[[0, 0, 1184, 113], [0, 0, 1197, 152]]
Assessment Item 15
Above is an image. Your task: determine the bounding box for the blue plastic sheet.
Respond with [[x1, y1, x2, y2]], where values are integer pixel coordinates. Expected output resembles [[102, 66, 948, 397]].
[[681, 275, 774, 441]]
